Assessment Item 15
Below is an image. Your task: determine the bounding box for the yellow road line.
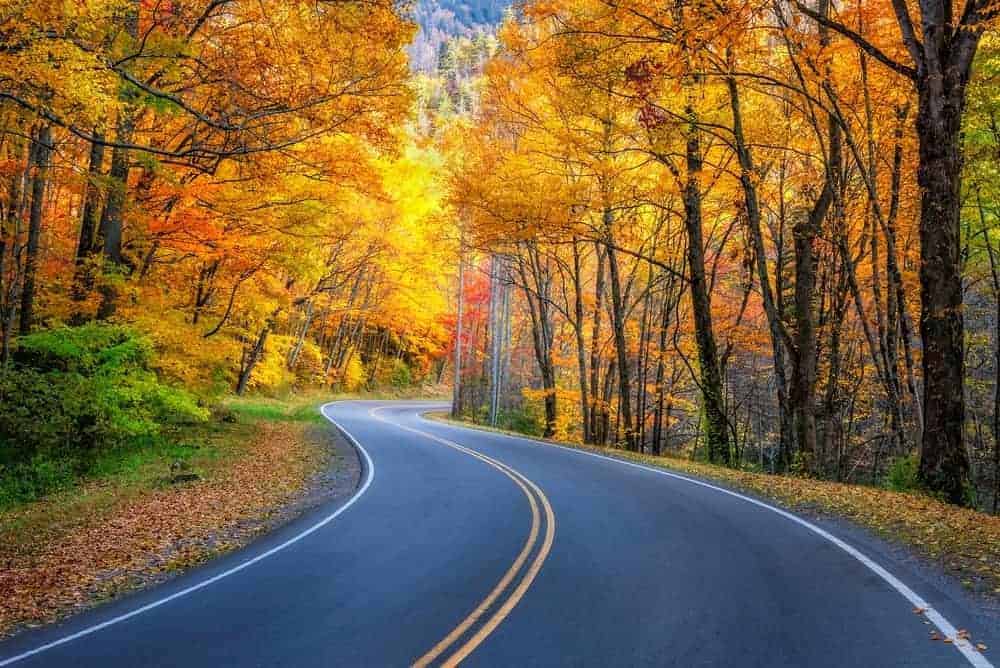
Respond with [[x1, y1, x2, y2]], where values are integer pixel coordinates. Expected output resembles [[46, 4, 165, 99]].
[[412, 456, 540, 667], [441, 468, 555, 667], [368, 407, 556, 667]]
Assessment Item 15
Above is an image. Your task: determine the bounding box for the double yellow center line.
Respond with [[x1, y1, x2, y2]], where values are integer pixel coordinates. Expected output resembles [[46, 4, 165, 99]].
[[369, 408, 556, 667]]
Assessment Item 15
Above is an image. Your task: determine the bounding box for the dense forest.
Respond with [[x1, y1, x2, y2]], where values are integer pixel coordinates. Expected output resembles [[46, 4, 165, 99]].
[[0, 0, 454, 504], [443, 2, 1000, 511], [1, 0, 999, 515], [409, 0, 509, 71]]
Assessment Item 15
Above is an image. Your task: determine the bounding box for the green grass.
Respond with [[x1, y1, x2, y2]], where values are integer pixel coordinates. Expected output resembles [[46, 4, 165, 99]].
[[2, 385, 447, 515], [223, 384, 450, 425], [225, 393, 330, 424], [0, 416, 250, 511], [0, 416, 256, 552]]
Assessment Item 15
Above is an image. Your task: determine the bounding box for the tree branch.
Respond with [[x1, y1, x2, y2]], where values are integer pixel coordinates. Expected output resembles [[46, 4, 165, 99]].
[[793, 0, 918, 79]]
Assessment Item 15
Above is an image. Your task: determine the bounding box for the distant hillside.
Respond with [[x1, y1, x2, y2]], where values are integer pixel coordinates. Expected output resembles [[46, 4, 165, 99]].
[[422, 0, 508, 26], [409, 0, 511, 71]]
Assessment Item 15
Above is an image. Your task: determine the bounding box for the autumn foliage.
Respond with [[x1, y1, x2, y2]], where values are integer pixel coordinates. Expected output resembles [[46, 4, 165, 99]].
[[443, 0, 1000, 511], [2, 0, 1000, 516]]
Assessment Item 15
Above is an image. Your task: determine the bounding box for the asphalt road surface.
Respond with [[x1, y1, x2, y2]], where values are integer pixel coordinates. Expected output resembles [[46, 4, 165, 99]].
[[1, 401, 995, 667]]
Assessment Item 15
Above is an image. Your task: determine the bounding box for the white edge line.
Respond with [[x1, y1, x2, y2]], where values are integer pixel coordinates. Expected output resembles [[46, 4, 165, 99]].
[[420, 413, 994, 668], [0, 402, 375, 667]]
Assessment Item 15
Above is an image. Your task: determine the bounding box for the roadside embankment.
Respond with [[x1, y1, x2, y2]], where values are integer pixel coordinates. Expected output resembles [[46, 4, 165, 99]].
[[0, 396, 354, 638]]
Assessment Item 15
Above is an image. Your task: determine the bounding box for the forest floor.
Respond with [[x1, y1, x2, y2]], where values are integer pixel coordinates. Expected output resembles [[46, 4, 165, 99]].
[[430, 413, 1000, 604], [0, 393, 353, 639]]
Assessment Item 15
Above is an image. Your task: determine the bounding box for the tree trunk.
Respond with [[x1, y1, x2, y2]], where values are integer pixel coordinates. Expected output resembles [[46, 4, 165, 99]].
[[790, 204, 824, 472], [71, 133, 106, 314], [885, 107, 923, 438], [325, 266, 366, 377], [192, 259, 220, 325], [76, 135, 106, 262], [914, 81, 971, 505], [517, 244, 558, 438], [601, 358, 616, 445], [589, 244, 606, 443], [651, 278, 678, 456], [683, 111, 730, 465], [571, 238, 591, 442], [236, 311, 278, 396], [727, 77, 793, 469], [605, 227, 635, 450], [980, 190, 1000, 513], [18, 125, 52, 336], [287, 298, 315, 371], [487, 256, 509, 426], [1, 142, 27, 362], [95, 112, 135, 321], [452, 245, 465, 418], [794, 0, 985, 503]]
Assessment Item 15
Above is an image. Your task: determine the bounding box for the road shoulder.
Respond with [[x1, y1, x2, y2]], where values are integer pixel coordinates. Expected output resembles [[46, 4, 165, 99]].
[[0, 413, 359, 640]]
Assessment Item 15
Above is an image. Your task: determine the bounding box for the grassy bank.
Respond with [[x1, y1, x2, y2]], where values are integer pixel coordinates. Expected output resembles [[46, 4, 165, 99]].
[[431, 413, 1000, 600], [0, 395, 333, 637]]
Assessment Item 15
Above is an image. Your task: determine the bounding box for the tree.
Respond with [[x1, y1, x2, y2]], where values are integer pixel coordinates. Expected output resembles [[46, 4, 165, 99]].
[[795, 0, 998, 504]]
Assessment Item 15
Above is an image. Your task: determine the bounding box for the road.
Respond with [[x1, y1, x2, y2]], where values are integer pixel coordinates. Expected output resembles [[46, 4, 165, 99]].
[[1, 400, 995, 667]]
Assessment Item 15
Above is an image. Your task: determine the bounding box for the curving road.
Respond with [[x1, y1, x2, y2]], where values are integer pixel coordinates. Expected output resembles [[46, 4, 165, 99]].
[[1, 400, 995, 667]]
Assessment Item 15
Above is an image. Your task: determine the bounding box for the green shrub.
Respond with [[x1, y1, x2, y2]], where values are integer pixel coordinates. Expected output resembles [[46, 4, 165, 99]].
[[0, 454, 77, 507], [886, 454, 919, 492], [0, 324, 208, 505], [498, 406, 544, 437], [388, 360, 413, 388], [14, 323, 151, 373]]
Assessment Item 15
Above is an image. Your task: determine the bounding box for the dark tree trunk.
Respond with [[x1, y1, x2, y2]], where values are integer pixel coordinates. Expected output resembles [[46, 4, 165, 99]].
[[0, 142, 26, 363], [885, 107, 923, 437], [571, 238, 591, 443], [589, 244, 607, 443], [914, 83, 971, 505], [326, 266, 366, 377], [635, 268, 655, 451], [96, 112, 135, 321], [980, 190, 1000, 513], [683, 112, 730, 465], [601, 358, 616, 445], [287, 297, 315, 371], [236, 311, 278, 396], [796, 0, 988, 503], [516, 244, 557, 438], [605, 229, 635, 450], [18, 125, 52, 336], [789, 196, 828, 472], [883, 106, 919, 439], [452, 248, 465, 417], [995, 339, 1000, 512], [76, 136, 106, 261], [96, 0, 139, 320], [726, 76, 794, 468], [71, 133, 106, 315], [651, 278, 678, 456], [192, 258, 220, 325], [821, 255, 849, 475]]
